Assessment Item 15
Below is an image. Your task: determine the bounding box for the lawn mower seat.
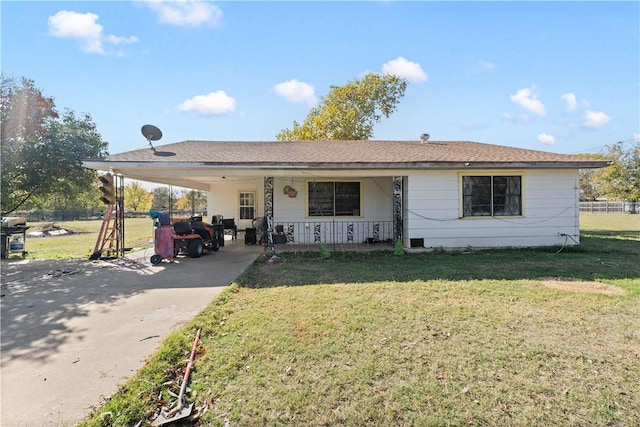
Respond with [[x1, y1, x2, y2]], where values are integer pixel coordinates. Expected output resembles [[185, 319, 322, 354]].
[[190, 220, 212, 241], [173, 221, 192, 236]]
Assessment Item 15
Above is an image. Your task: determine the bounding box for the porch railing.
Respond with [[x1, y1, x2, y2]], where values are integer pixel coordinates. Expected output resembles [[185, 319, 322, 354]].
[[268, 220, 394, 247]]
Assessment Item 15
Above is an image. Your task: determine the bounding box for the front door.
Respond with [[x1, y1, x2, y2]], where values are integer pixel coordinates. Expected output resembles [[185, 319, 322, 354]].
[[238, 191, 256, 230]]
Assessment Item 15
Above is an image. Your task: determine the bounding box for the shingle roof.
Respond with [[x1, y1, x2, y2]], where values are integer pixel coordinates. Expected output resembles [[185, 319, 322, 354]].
[[99, 140, 608, 168]]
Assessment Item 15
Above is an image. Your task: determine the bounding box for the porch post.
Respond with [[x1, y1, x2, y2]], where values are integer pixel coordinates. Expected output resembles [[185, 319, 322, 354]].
[[393, 176, 403, 243], [264, 177, 275, 254]]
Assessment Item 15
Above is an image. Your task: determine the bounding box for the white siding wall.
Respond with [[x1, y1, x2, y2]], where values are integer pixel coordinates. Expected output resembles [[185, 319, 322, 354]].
[[405, 169, 581, 249], [206, 169, 582, 249], [273, 177, 306, 222], [206, 178, 263, 229]]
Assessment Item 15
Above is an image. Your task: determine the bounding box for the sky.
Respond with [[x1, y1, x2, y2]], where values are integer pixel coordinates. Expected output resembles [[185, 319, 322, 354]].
[[2, 0, 639, 157]]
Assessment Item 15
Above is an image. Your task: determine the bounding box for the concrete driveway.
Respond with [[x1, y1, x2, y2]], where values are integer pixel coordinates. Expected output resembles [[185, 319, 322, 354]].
[[1, 240, 263, 426]]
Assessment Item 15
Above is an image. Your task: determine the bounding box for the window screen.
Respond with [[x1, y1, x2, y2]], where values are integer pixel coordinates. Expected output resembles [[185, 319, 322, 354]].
[[463, 176, 521, 217]]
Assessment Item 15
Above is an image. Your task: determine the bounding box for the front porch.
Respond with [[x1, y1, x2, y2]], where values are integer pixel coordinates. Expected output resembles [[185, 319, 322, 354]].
[[208, 176, 404, 247]]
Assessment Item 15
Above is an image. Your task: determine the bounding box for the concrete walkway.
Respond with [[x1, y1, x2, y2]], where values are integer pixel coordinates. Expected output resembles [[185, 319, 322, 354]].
[[1, 240, 263, 426]]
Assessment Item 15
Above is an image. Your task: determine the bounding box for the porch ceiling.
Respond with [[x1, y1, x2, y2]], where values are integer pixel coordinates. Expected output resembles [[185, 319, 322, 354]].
[[88, 164, 401, 191]]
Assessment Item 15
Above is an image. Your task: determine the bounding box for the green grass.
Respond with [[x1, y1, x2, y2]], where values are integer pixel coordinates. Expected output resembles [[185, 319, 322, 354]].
[[580, 212, 640, 232], [77, 215, 640, 427], [6, 217, 154, 259]]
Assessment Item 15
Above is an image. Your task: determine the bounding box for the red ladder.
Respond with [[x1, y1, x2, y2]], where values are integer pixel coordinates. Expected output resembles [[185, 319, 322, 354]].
[[90, 203, 124, 260]]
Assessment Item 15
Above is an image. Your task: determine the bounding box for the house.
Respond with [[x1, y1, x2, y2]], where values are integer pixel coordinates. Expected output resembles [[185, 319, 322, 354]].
[[82, 139, 610, 250]]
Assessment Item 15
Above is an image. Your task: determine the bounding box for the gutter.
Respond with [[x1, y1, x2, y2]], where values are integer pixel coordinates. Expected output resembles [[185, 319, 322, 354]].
[[83, 160, 611, 170]]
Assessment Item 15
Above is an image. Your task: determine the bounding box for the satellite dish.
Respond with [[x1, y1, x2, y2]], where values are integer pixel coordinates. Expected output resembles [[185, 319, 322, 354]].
[[141, 124, 162, 142], [141, 124, 175, 156], [141, 124, 164, 154]]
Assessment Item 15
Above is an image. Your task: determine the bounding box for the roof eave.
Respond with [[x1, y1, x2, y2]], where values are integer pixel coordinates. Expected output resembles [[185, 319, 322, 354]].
[[84, 160, 611, 170]]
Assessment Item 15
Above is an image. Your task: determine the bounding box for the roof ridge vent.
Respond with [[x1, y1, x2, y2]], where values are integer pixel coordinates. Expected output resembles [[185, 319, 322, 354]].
[[420, 133, 430, 142]]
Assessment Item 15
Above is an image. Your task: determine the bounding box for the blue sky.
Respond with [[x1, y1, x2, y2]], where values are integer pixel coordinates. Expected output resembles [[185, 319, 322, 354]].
[[2, 1, 639, 156]]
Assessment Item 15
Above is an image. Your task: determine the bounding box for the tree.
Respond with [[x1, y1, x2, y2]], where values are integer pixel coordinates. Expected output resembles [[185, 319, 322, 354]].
[[151, 186, 180, 210], [579, 140, 640, 203], [124, 181, 153, 212], [579, 153, 609, 201], [177, 190, 206, 216], [276, 73, 408, 141], [598, 141, 640, 202], [1, 76, 109, 215], [2, 76, 57, 213]]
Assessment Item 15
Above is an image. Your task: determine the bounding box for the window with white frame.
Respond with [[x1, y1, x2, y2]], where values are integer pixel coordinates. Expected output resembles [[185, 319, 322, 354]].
[[308, 181, 361, 217], [462, 175, 522, 217], [239, 192, 255, 220]]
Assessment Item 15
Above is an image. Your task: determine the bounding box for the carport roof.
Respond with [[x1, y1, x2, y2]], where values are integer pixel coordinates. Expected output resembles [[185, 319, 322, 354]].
[[87, 139, 609, 168]]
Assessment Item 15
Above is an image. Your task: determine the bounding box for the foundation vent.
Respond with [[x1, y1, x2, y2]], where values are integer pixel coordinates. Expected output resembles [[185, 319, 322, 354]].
[[410, 238, 425, 248]]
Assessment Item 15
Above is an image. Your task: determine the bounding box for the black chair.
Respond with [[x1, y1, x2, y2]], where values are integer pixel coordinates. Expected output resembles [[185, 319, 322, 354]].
[[221, 218, 237, 239]]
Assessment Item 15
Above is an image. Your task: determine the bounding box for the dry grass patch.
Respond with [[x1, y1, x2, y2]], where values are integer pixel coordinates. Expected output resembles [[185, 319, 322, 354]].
[[539, 277, 626, 296], [180, 280, 640, 426]]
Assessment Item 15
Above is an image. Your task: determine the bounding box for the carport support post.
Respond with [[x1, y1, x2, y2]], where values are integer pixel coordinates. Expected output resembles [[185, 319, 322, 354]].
[[393, 176, 403, 245], [264, 177, 276, 256]]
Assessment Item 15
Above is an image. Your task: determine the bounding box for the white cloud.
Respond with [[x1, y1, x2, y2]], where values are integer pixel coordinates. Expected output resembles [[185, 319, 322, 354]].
[[48, 10, 104, 53], [144, 0, 222, 27], [583, 110, 611, 129], [470, 60, 496, 74], [501, 112, 529, 123], [510, 86, 546, 116], [501, 112, 516, 122], [478, 60, 495, 71], [382, 57, 427, 83], [561, 92, 577, 111], [106, 34, 139, 45], [177, 91, 236, 115], [537, 133, 556, 145], [557, 93, 611, 131], [48, 10, 138, 55], [274, 79, 318, 107]]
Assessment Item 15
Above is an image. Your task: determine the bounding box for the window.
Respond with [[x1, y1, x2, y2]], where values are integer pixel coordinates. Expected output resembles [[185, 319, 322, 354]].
[[239, 192, 255, 220], [308, 181, 361, 217], [462, 175, 521, 217]]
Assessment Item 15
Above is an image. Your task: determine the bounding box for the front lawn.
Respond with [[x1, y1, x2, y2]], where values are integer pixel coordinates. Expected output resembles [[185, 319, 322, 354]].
[[79, 216, 640, 426]]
